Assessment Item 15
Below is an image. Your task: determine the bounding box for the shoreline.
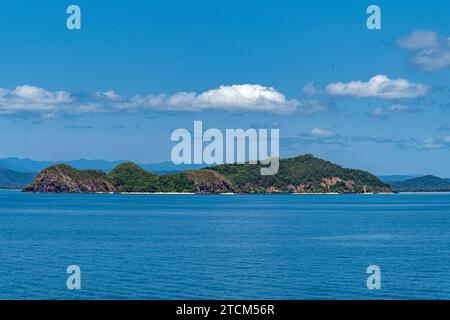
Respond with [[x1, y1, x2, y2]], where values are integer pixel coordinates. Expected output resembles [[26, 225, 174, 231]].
[[398, 191, 450, 194], [73, 191, 396, 195], [118, 192, 196, 195], [4, 189, 450, 195]]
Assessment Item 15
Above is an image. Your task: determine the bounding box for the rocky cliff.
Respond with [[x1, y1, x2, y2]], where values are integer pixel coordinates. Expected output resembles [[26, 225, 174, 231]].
[[23, 164, 117, 193]]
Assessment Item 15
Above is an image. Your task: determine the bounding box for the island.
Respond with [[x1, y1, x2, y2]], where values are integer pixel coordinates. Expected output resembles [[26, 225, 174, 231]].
[[389, 175, 450, 192], [22, 154, 392, 194]]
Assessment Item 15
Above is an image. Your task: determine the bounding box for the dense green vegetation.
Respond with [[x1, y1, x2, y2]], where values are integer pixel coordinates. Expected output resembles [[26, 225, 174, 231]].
[[0, 168, 36, 188], [24, 154, 392, 194], [106, 154, 391, 194], [211, 154, 390, 193], [108, 162, 195, 192], [390, 175, 450, 192]]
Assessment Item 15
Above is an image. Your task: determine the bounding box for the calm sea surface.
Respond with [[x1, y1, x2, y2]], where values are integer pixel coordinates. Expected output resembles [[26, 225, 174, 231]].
[[0, 190, 449, 299]]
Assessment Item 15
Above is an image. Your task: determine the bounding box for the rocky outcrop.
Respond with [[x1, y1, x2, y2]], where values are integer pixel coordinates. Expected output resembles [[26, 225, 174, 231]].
[[22, 165, 117, 193], [184, 169, 235, 193], [320, 177, 355, 192]]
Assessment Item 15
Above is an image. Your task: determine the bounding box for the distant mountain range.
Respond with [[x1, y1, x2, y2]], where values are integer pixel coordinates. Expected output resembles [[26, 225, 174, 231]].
[[0, 157, 205, 174]]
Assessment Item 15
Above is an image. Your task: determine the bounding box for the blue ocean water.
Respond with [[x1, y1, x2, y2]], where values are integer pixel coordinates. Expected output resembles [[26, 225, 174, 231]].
[[0, 189, 449, 300]]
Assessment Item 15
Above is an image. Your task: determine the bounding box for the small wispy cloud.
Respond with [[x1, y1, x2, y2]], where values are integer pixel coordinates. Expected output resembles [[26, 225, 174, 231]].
[[282, 127, 348, 147], [282, 128, 450, 151], [397, 30, 441, 49], [302, 82, 318, 96], [297, 100, 336, 115], [345, 135, 449, 151], [64, 125, 93, 130], [250, 121, 281, 129], [398, 30, 450, 71], [438, 124, 450, 132], [325, 75, 429, 99], [368, 104, 421, 119], [420, 138, 444, 149], [309, 127, 337, 138]]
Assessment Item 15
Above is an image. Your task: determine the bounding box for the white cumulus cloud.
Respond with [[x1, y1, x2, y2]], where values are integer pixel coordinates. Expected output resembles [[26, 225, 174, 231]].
[[0, 84, 335, 117], [99, 84, 301, 114], [0, 85, 73, 112], [325, 75, 429, 99], [180, 84, 299, 114], [397, 30, 440, 49]]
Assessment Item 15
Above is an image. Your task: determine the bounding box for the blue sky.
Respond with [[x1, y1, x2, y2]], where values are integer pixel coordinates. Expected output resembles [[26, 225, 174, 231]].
[[0, 0, 450, 176]]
